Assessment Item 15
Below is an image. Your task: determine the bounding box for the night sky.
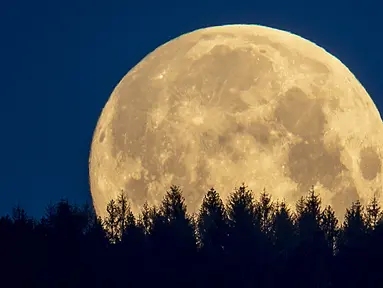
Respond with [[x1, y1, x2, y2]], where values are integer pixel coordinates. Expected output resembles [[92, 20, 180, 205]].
[[1, 0, 382, 217]]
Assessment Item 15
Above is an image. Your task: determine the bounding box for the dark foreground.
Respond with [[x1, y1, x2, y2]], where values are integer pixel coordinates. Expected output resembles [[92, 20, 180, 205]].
[[1, 184, 382, 288]]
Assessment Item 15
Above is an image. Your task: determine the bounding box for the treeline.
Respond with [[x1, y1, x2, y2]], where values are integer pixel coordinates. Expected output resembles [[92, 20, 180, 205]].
[[1, 184, 383, 288]]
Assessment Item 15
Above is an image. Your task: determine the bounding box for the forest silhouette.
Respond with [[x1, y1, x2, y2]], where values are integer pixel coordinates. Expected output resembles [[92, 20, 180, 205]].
[[1, 183, 383, 288]]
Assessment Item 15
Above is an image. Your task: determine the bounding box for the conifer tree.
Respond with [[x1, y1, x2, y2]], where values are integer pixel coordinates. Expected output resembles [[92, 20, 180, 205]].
[[148, 185, 197, 287], [83, 214, 108, 287], [296, 186, 322, 242], [39, 200, 86, 286], [339, 200, 367, 249], [321, 205, 339, 254], [104, 199, 119, 243], [226, 183, 262, 287], [227, 183, 259, 230], [137, 201, 153, 235], [257, 188, 275, 238], [365, 194, 382, 232], [272, 201, 296, 255], [270, 201, 297, 288], [334, 201, 369, 288], [197, 187, 229, 288], [158, 185, 196, 251], [295, 196, 306, 218], [197, 187, 228, 252], [10, 206, 38, 286], [293, 187, 330, 288], [363, 210, 383, 287], [119, 202, 144, 249], [148, 185, 196, 260], [43, 199, 86, 241], [116, 191, 131, 239], [7, 175, 383, 287], [12, 205, 31, 226], [86, 215, 108, 248]]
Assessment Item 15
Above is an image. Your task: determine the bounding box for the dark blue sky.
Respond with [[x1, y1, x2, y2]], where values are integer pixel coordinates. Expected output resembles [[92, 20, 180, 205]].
[[0, 0, 382, 217]]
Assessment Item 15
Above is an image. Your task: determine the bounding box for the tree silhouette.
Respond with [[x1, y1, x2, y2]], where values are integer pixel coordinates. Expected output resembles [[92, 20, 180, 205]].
[[80, 206, 108, 287], [36, 199, 90, 287], [226, 183, 265, 287], [270, 200, 297, 287], [104, 199, 119, 243], [334, 200, 369, 288], [321, 205, 339, 254], [292, 187, 331, 288], [116, 191, 130, 239], [160, 185, 196, 252], [2, 179, 383, 288], [364, 212, 383, 287], [296, 186, 322, 241], [339, 200, 367, 250], [272, 201, 296, 255], [257, 188, 275, 238], [85, 214, 108, 248], [197, 187, 228, 251], [108, 192, 146, 287], [365, 193, 382, 232], [7, 206, 38, 286], [149, 185, 197, 287], [197, 187, 229, 288]]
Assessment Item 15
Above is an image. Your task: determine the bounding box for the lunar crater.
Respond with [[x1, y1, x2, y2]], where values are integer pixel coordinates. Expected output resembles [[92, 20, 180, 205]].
[[99, 131, 105, 143], [287, 140, 346, 193], [274, 86, 327, 140], [359, 147, 381, 180]]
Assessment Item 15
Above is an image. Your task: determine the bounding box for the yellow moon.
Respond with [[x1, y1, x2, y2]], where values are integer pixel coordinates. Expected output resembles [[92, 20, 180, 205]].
[[89, 24, 383, 220]]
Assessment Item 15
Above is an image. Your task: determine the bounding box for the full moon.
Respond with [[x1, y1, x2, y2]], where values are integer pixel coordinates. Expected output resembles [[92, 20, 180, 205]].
[[89, 24, 383, 220]]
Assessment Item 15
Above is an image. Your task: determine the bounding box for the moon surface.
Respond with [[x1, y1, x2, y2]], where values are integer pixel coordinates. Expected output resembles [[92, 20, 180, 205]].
[[89, 24, 383, 220]]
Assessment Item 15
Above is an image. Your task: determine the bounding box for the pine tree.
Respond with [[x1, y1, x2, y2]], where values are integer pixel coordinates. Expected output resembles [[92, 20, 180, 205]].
[[120, 203, 143, 245], [257, 188, 275, 238], [296, 186, 322, 242], [363, 213, 383, 287], [148, 185, 197, 287], [227, 183, 259, 230], [104, 199, 119, 243], [115, 199, 145, 287], [197, 187, 229, 288], [40, 200, 87, 286], [158, 185, 196, 251], [226, 183, 263, 287], [10, 206, 37, 286], [321, 205, 339, 254], [43, 199, 86, 241], [270, 201, 297, 288], [137, 201, 153, 234], [116, 191, 131, 239], [149, 186, 196, 253], [80, 202, 97, 235], [340, 200, 367, 249], [83, 215, 108, 287], [365, 194, 382, 232], [197, 187, 228, 252], [12, 205, 31, 225], [334, 201, 369, 288], [295, 196, 306, 218], [293, 186, 330, 288], [272, 201, 296, 255], [85, 215, 108, 248]]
